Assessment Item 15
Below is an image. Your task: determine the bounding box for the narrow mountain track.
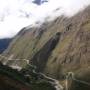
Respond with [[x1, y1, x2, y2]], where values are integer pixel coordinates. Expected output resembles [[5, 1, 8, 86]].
[[38, 73, 64, 90], [0, 62, 64, 90]]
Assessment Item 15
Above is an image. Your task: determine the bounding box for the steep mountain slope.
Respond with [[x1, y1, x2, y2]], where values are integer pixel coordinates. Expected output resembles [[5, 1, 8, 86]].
[[2, 5, 90, 88]]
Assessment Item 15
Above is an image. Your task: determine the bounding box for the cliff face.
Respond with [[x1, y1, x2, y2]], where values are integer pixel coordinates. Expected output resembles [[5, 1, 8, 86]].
[[2, 6, 90, 83]]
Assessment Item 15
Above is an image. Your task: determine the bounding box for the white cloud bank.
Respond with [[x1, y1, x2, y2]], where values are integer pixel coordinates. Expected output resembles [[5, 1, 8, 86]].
[[0, 0, 90, 38]]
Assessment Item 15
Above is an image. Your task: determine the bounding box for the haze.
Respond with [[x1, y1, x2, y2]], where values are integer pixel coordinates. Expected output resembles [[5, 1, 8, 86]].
[[0, 0, 90, 38]]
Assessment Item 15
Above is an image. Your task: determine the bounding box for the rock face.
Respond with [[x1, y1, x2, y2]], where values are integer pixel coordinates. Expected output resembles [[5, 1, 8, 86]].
[[2, 6, 90, 89]]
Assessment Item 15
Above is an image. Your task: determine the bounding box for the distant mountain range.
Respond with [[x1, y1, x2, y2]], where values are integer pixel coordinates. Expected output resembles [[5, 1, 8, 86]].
[[33, 0, 48, 5], [0, 38, 12, 53]]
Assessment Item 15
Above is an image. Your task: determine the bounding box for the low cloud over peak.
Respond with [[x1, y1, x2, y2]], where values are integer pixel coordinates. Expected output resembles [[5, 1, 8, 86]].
[[0, 0, 90, 38]]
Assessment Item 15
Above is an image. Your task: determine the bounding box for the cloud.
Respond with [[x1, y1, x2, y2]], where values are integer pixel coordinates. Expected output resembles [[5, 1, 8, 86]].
[[0, 0, 90, 38]]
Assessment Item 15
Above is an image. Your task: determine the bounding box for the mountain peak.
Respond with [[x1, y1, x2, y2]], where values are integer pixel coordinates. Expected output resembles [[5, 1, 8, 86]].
[[33, 0, 48, 5]]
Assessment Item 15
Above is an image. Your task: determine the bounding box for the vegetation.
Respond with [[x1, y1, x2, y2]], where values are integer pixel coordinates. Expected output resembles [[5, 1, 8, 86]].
[[0, 62, 60, 90]]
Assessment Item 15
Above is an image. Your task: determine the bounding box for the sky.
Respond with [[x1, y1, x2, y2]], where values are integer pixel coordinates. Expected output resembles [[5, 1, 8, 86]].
[[0, 0, 90, 39]]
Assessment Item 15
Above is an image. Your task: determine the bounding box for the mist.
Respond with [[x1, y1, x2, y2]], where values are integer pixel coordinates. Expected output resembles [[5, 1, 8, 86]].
[[0, 0, 90, 38]]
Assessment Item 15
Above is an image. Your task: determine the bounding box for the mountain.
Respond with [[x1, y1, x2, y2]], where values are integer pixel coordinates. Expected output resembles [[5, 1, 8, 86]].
[[1, 6, 90, 90], [0, 38, 12, 53], [33, 0, 48, 5]]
